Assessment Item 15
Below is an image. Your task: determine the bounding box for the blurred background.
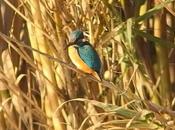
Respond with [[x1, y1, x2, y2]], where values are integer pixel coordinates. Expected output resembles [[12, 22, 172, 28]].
[[0, 0, 175, 130]]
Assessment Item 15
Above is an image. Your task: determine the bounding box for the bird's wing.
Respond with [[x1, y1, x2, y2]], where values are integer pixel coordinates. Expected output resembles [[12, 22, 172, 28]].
[[68, 45, 94, 74], [68, 44, 101, 81], [77, 43, 101, 73]]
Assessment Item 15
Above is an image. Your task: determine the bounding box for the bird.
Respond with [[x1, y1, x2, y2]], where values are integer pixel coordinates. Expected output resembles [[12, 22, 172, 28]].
[[68, 29, 102, 81]]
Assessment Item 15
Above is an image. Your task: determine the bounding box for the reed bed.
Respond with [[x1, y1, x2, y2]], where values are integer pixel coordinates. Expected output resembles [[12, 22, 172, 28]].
[[0, 0, 175, 130]]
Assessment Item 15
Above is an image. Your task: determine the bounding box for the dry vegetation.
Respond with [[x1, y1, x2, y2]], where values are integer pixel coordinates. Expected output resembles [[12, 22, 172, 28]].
[[0, 0, 175, 130]]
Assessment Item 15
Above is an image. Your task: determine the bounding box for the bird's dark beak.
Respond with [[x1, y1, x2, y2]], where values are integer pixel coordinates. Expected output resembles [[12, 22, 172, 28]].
[[64, 42, 75, 50], [64, 34, 76, 50]]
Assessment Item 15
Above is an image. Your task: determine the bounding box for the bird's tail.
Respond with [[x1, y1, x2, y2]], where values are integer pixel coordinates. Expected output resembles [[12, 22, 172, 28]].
[[92, 71, 102, 81]]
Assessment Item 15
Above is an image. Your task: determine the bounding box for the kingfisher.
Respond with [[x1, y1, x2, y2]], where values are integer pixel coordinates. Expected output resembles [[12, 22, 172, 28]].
[[68, 29, 102, 81]]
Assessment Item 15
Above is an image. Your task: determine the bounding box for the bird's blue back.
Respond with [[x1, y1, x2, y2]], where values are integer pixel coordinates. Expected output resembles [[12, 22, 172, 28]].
[[77, 41, 101, 74]]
